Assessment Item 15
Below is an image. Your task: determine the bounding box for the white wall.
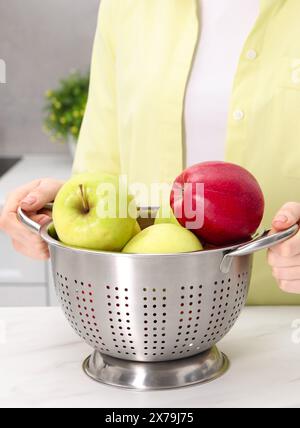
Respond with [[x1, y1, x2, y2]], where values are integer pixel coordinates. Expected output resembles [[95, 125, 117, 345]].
[[0, 0, 100, 156]]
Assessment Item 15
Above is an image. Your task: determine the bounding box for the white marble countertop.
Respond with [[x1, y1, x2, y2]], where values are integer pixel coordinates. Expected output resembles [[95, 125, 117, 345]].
[[0, 306, 300, 408], [0, 155, 72, 209]]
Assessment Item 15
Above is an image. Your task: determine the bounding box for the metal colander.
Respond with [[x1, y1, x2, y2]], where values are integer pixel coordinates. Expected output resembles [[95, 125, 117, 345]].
[[18, 207, 298, 389]]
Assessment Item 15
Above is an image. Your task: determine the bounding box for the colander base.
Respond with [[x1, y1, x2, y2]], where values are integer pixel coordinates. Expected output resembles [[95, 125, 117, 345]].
[[82, 346, 229, 390]]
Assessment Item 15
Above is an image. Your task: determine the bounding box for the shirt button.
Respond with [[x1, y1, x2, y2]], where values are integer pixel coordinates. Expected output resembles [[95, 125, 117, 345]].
[[246, 49, 258, 60], [233, 110, 245, 121]]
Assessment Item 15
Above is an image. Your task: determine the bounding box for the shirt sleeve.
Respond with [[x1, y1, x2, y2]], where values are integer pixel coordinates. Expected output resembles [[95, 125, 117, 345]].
[[72, 0, 120, 176]]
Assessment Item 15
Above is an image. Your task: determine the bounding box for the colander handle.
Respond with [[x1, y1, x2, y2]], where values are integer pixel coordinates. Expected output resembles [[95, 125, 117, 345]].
[[17, 204, 53, 235], [220, 224, 299, 273]]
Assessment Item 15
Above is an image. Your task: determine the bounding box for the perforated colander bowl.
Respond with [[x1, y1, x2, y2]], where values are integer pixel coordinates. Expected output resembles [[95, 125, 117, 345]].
[[18, 207, 298, 389]]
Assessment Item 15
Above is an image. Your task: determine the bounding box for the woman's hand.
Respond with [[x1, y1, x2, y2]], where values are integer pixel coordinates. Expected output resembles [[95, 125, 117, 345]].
[[268, 202, 300, 294], [0, 178, 64, 260]]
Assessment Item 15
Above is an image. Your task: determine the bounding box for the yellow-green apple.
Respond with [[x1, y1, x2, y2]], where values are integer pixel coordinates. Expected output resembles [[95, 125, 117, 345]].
[[53, 173, 136, 251], [132, 221, 141, 236], [122, 224, 203, 254]]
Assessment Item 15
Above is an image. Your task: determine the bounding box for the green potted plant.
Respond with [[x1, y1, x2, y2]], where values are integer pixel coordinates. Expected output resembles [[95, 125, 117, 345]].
[[43, 70, 89, 157]]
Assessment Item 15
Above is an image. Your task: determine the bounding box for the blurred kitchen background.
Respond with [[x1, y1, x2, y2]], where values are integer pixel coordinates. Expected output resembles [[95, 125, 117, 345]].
[[0, 0, 100, 306]]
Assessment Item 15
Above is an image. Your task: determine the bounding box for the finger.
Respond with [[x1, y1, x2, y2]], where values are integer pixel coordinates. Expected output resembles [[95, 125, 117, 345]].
[[268, 250, 300, 268], [30, 213, 52, 227], [39, 209, 52, 218], [2, 211, 47, 245], [20, 179, 63, 212], [279, 280, 300, 295], [12, 239, 50, 260], [272, 202, 300, 231], [1, 179, 41, 217], [272, 266, 300, 281], [2, 211, 37, 242], [269, 230, 300, 258]]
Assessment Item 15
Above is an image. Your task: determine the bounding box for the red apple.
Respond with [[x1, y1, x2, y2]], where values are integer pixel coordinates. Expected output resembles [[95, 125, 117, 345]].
[[170, 161, 265, 246]]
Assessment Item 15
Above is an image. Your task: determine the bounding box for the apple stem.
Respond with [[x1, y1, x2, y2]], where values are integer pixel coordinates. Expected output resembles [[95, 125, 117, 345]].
[[79, 184, 90, 214]]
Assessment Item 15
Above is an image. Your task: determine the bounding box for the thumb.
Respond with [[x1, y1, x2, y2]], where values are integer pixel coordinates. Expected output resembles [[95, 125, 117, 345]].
[[20, 179, 63, 212], [272, 202, 300, 231]]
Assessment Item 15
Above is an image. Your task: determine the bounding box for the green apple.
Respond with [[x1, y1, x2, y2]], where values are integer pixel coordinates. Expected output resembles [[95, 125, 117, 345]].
[[53, 173, 136, 251], [48, 223, 58, 240], [122, 223, 203, 254], [132, 221, 141, 237], [154, 205, 180, 227]]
